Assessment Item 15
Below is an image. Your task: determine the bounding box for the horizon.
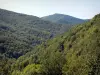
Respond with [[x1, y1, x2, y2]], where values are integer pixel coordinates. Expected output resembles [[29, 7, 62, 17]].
[[0, 0, 100, 19], [0, 8, 91, 20]]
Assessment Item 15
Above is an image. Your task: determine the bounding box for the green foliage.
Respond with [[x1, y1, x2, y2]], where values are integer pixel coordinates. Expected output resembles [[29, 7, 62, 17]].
[[23, 64, 42, 75], [0, 57, 15, 75], [11, 14, 100, 75], [12, 64, 42, 75], [0, 8, 73, 75], [40, 51, 65, 75], [0, 9, 70, 58], [1, 8, 100, 75]]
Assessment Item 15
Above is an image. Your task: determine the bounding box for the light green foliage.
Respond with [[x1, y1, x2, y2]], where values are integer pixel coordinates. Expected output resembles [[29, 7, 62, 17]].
[[40, 51, 65, 75], [12, 64, 42, 75], [23, 64, 42, 75]]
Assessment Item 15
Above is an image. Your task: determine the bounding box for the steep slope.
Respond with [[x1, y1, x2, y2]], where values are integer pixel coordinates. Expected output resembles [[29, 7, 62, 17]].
[[0, 9, 71, 58], [42, 13, 88, 24], [11, 14, 100, 75]]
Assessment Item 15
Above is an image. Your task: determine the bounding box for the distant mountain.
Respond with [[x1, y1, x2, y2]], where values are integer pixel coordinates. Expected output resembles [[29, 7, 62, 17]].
[[11, 14, 100, 75], [0, 9, 71, 58], [42, 13, 88, 24]]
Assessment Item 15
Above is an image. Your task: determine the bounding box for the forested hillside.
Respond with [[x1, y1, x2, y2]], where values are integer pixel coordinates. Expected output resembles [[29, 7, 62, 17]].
[[10, 14, 100, 75], [42, 13, 88, 24], [0, 9, 72, 58]]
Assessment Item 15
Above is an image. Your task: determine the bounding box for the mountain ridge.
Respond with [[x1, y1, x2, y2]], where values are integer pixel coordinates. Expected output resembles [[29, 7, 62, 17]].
[[42, 13, 88, 24]]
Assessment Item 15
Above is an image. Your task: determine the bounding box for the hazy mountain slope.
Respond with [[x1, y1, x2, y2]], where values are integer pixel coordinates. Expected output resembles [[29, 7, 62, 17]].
[[42, 13, 88, 24], [11, 14, 100, 75], [0, 9, 71, 58]]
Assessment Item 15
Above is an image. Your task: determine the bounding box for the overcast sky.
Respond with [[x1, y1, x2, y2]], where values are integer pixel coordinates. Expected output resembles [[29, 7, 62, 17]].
[[0, 0, 100, 19]]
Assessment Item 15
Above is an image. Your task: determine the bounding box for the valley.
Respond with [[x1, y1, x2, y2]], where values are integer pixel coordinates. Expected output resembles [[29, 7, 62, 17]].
[[0, 9, 100, 75]]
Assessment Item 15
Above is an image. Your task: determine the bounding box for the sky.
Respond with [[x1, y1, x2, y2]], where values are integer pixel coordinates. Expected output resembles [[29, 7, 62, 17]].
[[0, 0, 100, 19]]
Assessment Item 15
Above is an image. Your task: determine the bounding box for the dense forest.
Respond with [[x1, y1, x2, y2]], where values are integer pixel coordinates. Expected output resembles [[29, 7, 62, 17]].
[[0, 9, 73, 59], [10, 14, 100, 75], [0, 9, 100, 75]]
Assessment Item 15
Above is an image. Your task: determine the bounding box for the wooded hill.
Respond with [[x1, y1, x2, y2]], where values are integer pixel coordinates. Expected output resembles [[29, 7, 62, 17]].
[[10, 14, 100, 75], [0, 9, 72, 58]]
